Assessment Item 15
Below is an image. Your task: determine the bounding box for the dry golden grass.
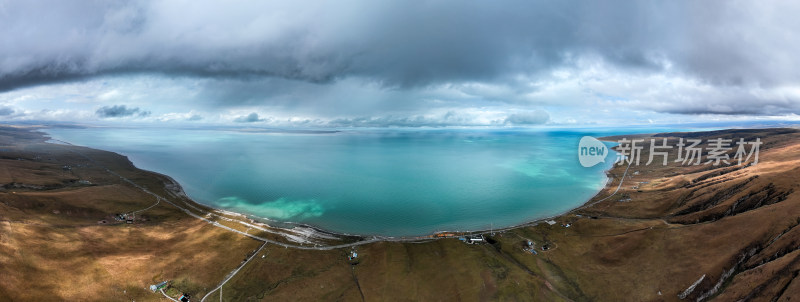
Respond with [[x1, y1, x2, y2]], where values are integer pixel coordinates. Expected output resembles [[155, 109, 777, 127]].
[[0, 126, 262, 301]]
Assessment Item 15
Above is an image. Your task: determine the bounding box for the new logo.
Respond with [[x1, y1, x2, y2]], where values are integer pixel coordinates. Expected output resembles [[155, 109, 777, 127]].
[[578, 136, 607, 168]]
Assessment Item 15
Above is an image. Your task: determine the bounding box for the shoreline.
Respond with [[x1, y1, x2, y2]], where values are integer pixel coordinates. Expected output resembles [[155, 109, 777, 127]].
[[153, 170, 363, 239], [9, 125, 800, 300], [42, 129, 627, 242], [148, 164, 624, 241]]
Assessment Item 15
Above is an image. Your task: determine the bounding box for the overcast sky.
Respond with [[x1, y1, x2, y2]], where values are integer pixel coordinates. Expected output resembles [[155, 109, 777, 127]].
[[1, 0, 799, 127]]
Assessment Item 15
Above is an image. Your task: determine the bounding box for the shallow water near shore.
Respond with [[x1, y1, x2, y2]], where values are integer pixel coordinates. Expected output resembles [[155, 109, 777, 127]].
[[46, 127, 683, 236]]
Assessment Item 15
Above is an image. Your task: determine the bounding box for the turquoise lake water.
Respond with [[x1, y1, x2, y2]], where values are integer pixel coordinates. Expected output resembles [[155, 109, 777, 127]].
[[45, 127, 681, 236]]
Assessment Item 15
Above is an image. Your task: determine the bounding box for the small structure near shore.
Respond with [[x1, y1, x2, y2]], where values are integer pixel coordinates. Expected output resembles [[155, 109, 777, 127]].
[[149, 280, 168, 292], [458, 235, 485, 244], [522, 239, 538, 255], [348, 247, 359, 264], [113, 213, 135, 223]]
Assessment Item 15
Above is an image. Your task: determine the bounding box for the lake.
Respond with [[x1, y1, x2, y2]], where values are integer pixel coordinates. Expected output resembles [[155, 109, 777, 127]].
[[45, 127, 678, 236]]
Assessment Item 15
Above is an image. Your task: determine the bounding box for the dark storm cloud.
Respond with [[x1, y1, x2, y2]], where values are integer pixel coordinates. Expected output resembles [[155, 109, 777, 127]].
[[328, 116, 465, 128], [234, 112, 265, 123], [0, 106, 14, 116], [504, 111, 550, 125], [1, 0, 799, 117], [2, 1, 798, 89], [95, 105, 150, 118], [327, 111, 506, 128], [0, 1, 672, 91], [654, 103, 799, 116]]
